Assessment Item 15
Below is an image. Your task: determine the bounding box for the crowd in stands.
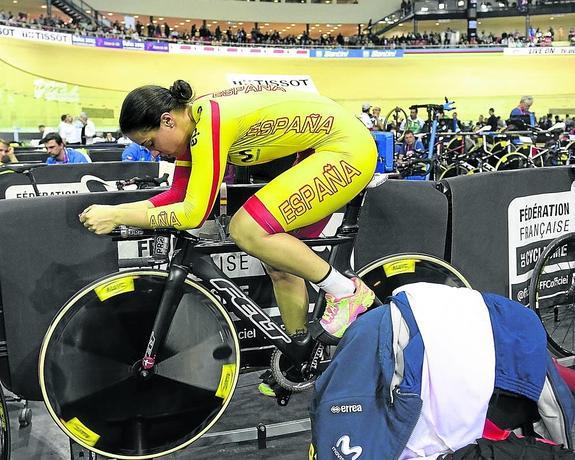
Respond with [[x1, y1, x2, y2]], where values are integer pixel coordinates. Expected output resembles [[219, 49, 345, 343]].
[[1, 9, 573, 48]]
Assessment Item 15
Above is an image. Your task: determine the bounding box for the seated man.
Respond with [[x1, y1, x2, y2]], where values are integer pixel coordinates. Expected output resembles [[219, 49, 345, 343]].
[[41, 133, 89, 165], [121, 142, 159, 162], [0, 139, 17, 165], [310, 283, 574, 460]]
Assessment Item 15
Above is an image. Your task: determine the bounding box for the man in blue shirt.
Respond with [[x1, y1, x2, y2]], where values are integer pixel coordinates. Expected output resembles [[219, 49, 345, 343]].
[[395, 130, 425, 157], [121, 143, 159, 162], [41, 133, 89, 165], [510, 95, 536, 126]]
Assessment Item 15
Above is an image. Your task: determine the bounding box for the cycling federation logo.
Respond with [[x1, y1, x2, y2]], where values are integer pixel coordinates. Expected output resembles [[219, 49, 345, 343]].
[[332, 435, 363, 459], [330, 404, 363, 414]]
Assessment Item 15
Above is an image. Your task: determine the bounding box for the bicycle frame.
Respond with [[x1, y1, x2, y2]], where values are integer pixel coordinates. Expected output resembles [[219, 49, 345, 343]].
[[136, 191, 363, 373]]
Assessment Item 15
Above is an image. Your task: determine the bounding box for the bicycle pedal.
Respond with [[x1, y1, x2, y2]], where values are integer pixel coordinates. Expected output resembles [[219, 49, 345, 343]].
[[308, 320, 340, 346]]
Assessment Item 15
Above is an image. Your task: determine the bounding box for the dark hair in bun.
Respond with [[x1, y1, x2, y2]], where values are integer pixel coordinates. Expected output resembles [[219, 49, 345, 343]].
[[119, 79, 195, 134], [169, 80, 194, 103]]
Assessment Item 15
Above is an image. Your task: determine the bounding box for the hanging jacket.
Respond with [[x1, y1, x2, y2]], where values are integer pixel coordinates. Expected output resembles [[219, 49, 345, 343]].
[[309, 283, 575, 460]]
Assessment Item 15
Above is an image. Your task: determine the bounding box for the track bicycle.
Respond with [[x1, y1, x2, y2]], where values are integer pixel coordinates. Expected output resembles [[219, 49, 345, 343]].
[[529, 232, 575, 358], [38, 179, 470, 459]]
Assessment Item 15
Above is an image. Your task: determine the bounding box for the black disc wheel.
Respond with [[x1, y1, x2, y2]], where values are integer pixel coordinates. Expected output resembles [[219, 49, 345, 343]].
[[39, 270, 240, 459]]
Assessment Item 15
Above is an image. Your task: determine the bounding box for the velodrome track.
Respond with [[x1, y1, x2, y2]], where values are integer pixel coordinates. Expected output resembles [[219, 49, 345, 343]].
[[0, 36, 574, 130]]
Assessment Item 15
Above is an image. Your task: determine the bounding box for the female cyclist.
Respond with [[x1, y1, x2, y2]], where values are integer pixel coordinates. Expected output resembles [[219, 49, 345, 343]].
[[79, 79, 377, 346]]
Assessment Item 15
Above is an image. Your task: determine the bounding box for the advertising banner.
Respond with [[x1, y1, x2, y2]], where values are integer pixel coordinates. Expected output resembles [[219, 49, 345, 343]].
[[0, 25, 72, 44], [122, 39, 145, 51], [310, 48, 404, 58], [226, 73, 318, 93], [71, 35, 96, 47], [144, 41, 169, 52], [507, 188, 575, 304], [169, 43, 309, 57], [95, 36, 123, 49], [504, 47, 575, 56]]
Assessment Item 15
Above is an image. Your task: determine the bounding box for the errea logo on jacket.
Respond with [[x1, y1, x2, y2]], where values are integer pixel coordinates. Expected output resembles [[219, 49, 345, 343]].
[[330, 404, 363, 414], [333, 435, 363, 459]]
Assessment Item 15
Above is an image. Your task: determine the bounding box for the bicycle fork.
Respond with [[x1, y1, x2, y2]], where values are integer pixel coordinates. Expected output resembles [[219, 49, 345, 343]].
[[140, 264, 188, 374]]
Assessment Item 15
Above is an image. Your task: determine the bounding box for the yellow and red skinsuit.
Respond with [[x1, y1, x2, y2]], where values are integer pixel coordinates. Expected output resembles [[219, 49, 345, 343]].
[[147, 85, 377, 236]]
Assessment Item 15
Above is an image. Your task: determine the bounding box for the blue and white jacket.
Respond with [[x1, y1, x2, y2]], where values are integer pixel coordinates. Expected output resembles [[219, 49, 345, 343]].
[[310, 284, 575, 460]]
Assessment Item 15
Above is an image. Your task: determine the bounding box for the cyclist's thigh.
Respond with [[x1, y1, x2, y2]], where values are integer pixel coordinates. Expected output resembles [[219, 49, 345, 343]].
[[244, 141, 377, 233]]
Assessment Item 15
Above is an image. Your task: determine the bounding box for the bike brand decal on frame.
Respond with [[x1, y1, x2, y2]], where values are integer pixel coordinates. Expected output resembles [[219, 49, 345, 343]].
[[209, 278, 291, 343]]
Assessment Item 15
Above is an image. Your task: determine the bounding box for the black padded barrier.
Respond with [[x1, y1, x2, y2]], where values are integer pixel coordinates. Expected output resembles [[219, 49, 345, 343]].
[[0, 184, 275, 401], [354, 179, 449, 270], [444, 166, 575, 300], [0, 190, 157, 400], [0, 161, 160, 199]]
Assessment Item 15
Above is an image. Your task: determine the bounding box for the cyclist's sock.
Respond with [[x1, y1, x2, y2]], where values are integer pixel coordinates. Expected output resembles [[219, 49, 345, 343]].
[[315, 267, 355, 298]]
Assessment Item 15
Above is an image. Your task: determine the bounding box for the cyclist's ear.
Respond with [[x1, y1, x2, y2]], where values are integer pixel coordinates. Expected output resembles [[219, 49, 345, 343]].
[[160, 113, 175, 129]]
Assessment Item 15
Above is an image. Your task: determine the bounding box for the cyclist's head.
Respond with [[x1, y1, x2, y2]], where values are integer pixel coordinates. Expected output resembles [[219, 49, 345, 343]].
[[120, 80, 195, 157]]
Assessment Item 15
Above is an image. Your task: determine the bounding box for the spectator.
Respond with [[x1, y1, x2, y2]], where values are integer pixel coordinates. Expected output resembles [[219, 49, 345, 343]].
[[121, 143, 159, 162], [79, 112, 96, 145], [58, 114, 76, 143], [510, 95, 536, 126], [396, 129, 425, 158], [486, 108, 498, 131], [116, 132, 131, 145], [475, 114, 486, 129], [359, 103, 374, 130], [400, 107, 425, 134], [539, 113, 553, 130], [41, 133, 89, 165], [0, 138, 17, 164], [451, 112, 463, 132], [105, 132, 116, 142], [371, 106, 384, 131]]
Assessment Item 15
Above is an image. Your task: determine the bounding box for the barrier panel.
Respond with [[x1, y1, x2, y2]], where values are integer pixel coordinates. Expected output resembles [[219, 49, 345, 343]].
[[444, 166, 575, 303], [2, 167, 574, 400], [0, 161, 159, 199], [355, 179, 449, 269]]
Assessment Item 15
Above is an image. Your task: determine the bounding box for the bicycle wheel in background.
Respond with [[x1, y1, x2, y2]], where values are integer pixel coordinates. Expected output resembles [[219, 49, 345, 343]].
[[39, 270, 240, 460], [357, 253, 471, 301], [495, 152, 530, 171], [0, 385, 10, 460], [529, 233, 575, 357]]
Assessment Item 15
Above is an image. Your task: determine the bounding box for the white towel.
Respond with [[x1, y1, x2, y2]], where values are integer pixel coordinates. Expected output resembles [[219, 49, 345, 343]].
[[395, 283, 496, 459]]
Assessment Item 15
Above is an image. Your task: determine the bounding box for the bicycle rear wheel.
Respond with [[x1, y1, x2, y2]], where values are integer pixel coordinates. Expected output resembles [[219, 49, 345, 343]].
[[0, 386, 9, 460], [528, 233, 575, 357], [39, 269, 240, 460], [357, 253, 471, 300]]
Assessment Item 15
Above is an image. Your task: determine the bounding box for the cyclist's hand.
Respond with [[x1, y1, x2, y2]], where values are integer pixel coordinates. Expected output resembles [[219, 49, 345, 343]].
[[79, 205, 119, 235]]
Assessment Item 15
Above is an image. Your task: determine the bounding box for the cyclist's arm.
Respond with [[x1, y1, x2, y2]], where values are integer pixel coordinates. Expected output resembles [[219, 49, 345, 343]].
[[145, 100, 232, 230]]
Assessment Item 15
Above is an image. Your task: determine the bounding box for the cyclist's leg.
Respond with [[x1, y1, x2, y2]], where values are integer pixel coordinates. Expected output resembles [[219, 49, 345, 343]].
[[229, 139, 377, 338], [264, 263, 309, 336]]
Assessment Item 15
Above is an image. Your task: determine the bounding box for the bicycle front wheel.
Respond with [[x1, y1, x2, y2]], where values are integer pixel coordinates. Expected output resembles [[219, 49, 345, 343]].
[[357, 253, 471, 300], [528, 233, 575, 357], [39, 269, 240, 460]]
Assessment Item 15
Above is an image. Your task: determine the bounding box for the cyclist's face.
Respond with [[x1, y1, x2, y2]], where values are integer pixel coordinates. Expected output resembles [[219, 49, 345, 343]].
[[131, 113, 191, 158], [405, 133, 415, 145]]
